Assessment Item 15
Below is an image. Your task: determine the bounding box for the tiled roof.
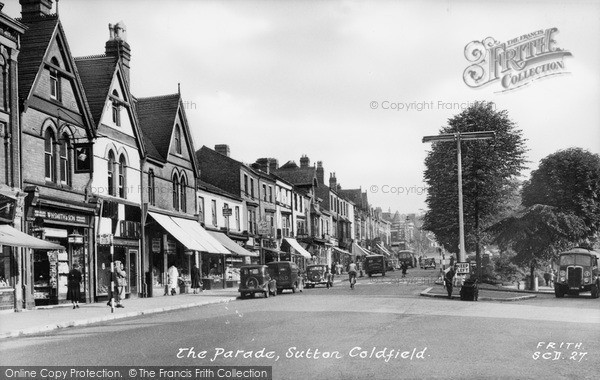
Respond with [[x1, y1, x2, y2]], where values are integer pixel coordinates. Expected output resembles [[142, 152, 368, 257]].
[[74, 55, 117, 125], [136, 94, 180, 161], [18, 14, 59, 101], [197, 180, 241, 201], [273, 166, 317, 186]]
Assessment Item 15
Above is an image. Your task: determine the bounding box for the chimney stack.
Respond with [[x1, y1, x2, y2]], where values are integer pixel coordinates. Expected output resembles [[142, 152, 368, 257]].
[[214, 144, 230, 157], [105, 21, 131, 85], [20, 0, 53, 21], [329, 172, 337, 190], [300, 155, 310, 168], [269, 159, 279, 172], [316, 161, 324, 185], [255, 158, 270, 174]]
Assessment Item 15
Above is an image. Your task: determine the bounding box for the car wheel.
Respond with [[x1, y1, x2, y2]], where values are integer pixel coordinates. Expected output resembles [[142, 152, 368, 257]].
[[240, 293, 246, 299], [246, 277, 259, 288], [590, 284, 599, 299], [554, 284, 565, 298]]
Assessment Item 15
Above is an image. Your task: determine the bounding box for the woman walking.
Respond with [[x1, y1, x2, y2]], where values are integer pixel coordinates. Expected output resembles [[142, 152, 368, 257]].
[[67, 264, 82, 309], [191, 263, 202, 294]]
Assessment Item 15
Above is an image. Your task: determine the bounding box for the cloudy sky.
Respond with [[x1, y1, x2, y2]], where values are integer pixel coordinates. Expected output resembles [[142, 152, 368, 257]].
[[5, 0, 599, 214]]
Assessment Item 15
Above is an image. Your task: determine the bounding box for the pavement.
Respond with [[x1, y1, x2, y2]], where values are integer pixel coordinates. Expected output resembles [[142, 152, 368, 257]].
[[0, 288, 238, 340], [421, 281, 555, 301]]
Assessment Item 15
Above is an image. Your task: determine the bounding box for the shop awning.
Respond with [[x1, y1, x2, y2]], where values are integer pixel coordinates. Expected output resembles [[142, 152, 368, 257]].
[[333, 246, 351, 255], [351, 242, 369, 256], [0, 224, 64, 250], [148, 212, 229, 254], [207, 230, 259, 257], [283, 238, 311, 259], [376, 244, 392, 257]]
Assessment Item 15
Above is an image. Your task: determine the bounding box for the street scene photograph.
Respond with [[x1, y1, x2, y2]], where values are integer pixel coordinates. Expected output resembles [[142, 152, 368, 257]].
[[0, 0, 599, 379]]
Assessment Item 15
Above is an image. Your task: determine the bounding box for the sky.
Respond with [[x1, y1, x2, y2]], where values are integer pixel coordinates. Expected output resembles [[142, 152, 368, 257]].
[[5, 0, 599, 214]]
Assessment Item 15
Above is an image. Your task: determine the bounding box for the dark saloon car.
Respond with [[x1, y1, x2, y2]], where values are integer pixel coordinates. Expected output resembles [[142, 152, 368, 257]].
[[305, 264, 332, 288], [266, 261, 300, 294], [238, 265, 277, 299]]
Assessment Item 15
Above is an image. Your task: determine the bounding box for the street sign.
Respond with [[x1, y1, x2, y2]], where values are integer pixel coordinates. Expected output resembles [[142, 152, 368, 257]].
[[456, 262, 470, 275], [98, 234, 113, 245], [258, 220, 271, 236], [222, 207, 232, 217]]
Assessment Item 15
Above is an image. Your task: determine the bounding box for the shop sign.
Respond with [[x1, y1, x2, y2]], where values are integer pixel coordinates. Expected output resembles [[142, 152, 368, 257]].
[[98, 234, 113, 245], [0, 194, 16, 223], [74, 143, 94, 173], [456, 262, 470, 275], [262, 239, 278, 249], [34, 209, 88, 225], [222, 206, 232, 217]]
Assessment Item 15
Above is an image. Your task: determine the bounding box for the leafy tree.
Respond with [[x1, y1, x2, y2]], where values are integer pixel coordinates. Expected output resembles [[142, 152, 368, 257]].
[[489, 148, 600, 289], [422, 101, 527, 277]]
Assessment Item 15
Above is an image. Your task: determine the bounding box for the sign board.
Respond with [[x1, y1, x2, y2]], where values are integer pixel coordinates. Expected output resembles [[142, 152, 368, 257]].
[[258, 220, 271, 236], [456, 262, 470, 275], [74, 143, 94, 173], [222, 207, 232, 217], [152, 238, 161, 253], [98, 234, 113, 245]]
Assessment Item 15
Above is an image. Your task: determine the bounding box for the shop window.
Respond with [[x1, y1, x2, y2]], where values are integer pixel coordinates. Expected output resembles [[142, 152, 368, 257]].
[[0, 246, 13, 287], [118, 154, 126, 198], [44, 129, 56, 182], [107, 150, 115, 196], [59, 133, 71, 185]]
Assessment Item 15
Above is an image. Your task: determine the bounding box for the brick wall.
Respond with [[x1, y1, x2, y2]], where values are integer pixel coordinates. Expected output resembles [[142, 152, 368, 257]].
[[197, 147, 240, 196]]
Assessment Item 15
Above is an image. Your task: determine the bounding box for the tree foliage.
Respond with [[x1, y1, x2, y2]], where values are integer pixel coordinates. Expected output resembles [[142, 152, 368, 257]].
[[422, 101, 528, 257]]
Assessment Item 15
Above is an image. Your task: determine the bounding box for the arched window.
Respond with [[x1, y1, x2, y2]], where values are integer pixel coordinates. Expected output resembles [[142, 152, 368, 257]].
[[148, 169, 155, 206], [172, 173, 180, 211], [107, 150, 115, 196], [50, 57, 60, 101], [44, 129, 56, 181], [59, 133, 71, 185], [174, 125, 182, 154], [112, 90, 120, 126], [180, 174, 187, 213], [118, 154, 126, 198]]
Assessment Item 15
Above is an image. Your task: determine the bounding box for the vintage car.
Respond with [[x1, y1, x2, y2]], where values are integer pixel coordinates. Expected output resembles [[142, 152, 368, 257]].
[[266, 261, 300, 294], [305, 264, 332, 288], [364, 255, 386, 277], [238, 265, 277, 299], [554, 248, 599, 298], [420, 258, 437, 269]]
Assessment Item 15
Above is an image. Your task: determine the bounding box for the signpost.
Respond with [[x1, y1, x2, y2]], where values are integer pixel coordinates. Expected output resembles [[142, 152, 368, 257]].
[[422, 131, 495, 270], [99, 234, 114, 313]]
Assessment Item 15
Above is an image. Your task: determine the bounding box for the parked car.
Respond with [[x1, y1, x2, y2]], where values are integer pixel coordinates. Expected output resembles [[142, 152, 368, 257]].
[[305, 264, 332, 288], [420, 258, 436, 269], [397, 250, 416, 268], [266, 261, 300, 294], [364, 255, 386, 277], [238, 265, 277, 299], [554, 248, 599, 298]]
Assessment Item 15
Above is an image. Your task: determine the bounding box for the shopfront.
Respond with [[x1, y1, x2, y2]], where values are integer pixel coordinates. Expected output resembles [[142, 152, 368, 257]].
[[205, 230, 258, 289], [28, 204, 94, 306], [146, 212, 229, 296], [282, 238, 311, 270], [96, 237, 140, 301]]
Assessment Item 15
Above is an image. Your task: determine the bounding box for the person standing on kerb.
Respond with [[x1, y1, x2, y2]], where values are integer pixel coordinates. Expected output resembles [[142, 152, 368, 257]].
[[444, 265, 457, 298], [67, 263, 82, 309]]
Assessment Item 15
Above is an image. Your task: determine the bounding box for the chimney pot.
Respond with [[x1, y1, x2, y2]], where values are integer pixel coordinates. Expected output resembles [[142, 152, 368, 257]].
[[20, 0, 53, 20]]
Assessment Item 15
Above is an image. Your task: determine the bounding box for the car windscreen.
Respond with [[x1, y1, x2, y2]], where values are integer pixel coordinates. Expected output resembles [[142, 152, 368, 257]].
[[242, 268, 261, 275], [560, 254, 592, 266]]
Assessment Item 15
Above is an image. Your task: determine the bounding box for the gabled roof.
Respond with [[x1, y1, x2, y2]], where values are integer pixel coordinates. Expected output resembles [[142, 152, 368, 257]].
[[17, 14, 59, 102], [136, 94, 181, 161], [74, 55, 117, 125], [273, 166, 317, 187], [197, 180, 242, 202]]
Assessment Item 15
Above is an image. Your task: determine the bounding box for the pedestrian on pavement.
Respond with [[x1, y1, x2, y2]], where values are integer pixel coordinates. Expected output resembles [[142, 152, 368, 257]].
[[444, 265, 456, 298], [549, 270, 555, 287], [401, 262, 408, 278], [326, 268, 333, 289], [67, 263, 82, 309], [543, 271, 551, 286], [109, 260, 126, 308], [330, 262, 336, 282], [191, 263, 202, 294], [168, 264, 179, 295]]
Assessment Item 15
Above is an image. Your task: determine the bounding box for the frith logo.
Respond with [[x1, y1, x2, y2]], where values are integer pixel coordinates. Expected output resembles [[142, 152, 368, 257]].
[[463, 28, 572, 92]]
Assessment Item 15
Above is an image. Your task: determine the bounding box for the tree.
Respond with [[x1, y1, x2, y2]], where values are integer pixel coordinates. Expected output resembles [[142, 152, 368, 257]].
[[489, 148, 600, 289], [422, 101, 527, 277]]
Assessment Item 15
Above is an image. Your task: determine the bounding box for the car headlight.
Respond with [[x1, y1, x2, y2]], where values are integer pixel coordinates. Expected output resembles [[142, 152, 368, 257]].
[[584, 278, 590, 284], [584, 271, 591, 277], [560, 277, 566, 282], [559, 270, 566, 276]]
